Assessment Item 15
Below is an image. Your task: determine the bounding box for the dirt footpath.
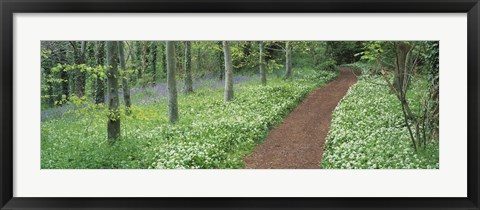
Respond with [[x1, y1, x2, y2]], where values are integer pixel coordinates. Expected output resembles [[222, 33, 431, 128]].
[[244, 68, 358, 169]]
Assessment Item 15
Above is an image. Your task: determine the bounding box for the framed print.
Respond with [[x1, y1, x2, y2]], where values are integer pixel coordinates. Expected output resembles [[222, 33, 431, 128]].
[[1, 0, 479, 209]]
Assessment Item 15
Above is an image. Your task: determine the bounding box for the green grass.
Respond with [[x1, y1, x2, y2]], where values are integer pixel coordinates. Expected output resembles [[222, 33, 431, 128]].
[[41, 68, 337, 169], [321, 75, 439, 169]]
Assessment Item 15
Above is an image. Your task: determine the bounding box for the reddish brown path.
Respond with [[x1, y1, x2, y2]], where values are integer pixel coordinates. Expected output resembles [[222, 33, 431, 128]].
[[244, 67, 358, 169]]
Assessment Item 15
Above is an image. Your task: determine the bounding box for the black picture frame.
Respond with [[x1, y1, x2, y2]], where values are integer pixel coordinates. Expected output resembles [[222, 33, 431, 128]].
[[1, 0, 479, 209]]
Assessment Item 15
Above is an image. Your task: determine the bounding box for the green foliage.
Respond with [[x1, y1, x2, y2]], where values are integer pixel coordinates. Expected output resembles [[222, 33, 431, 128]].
[[41, 48, 52, 60], [321, 76, 439, 169], [41, 69, 337, 169], [189, 41, 222, 77], [317, 59, 337, 72], [66, 95, 108, 136], [291, 41, 325, 67], [355, 41, 385, 61], [421, 41, 439, 141], [326, 41, 363, 64], [353, 41, 439, 150], [423, 41, 439, 81], [51, 63, 107, 80], [53, 94, 68, 106], [342, 62, 378, 75], [353, 41, 396, 75]]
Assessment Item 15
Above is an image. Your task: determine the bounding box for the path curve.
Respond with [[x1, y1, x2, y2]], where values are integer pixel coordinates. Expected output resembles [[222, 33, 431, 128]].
[[244, 67, 358, 169]]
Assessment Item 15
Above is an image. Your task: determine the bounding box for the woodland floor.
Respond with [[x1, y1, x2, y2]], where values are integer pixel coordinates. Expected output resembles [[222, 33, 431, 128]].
[[244, 67, 358, 169]]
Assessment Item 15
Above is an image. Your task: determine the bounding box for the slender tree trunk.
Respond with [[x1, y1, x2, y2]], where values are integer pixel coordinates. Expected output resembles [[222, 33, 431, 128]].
[[135, 41, 142, 83], [223, 41, 234, 102], [151, 42, 158, 85], [117, 41, 132, 114], [69, 70, 75, 98], [95, 41, 105, 104], [183, 41, 193, 93], [217, 41, 224, 80], [71, 41, 87, 97], [311, 43, 318, 67], [44, 57, 54, 106], [58, 43, 69, 101], [60, 70, 69, 100], [106, 41, 121, 142], [394, 41, 412, 93], [161, 43, 167, 79], [79, 41, 87, 95], [285, 41, 292, 79], [240, 42, 251, 66], [141, 41, 148, 87], [196, 46, 202, 75], [166, 41, 178, 123], [86, 42, 96, 92], [259, 41, 266, 85], [386, 41, 417, 151], [401, 102, 417, 152]]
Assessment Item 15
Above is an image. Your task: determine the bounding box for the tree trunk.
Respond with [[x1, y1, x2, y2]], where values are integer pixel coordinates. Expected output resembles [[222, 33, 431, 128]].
[[71, 41, 87, 97], [166, 41, 178, 123], [151, 42, 158, 85], [387, 41, 417, 151], [58, 42, 69, 101], [80, 41, 87, 95], [183, 41, 193, 93], [135, 41, 142, 83], [106, 41, 121, 142], [69, 69, 75, 98], [217, 41, 224, 80], [141, 41, 148, 87], [311, 43, 318, 67], [95, 41, 106, 104], [196, 45, 202, 76], [223, 41, 234, 102], [44, 57, 54, 106], [394, 41, 412, 93], [285, 41, 292, 79], [117, 41, 132, 114], [259, 41, 266, 85], [161, 43, 167, 79]]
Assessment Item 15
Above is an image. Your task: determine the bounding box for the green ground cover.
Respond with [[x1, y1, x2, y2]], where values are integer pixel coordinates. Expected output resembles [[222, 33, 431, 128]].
[[42, 68, 337, 169], [321, 74, 439, 169]]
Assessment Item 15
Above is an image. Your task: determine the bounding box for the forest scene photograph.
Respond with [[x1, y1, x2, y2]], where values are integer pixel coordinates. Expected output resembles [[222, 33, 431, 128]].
[[40, 40, 439, 169]]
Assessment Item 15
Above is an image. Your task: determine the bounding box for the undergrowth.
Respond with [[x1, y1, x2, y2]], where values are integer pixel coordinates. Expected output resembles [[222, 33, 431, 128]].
[[42, 68, 337, 169], [321, 74, 439, 169]]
